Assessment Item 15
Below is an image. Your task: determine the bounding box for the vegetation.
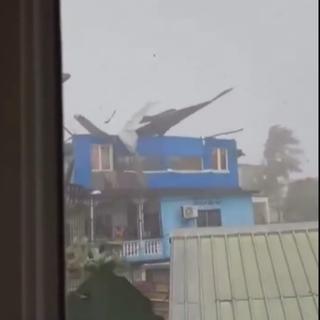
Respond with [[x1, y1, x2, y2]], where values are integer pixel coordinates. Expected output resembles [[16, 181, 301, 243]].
[[284, 178, 319, 222], [66, 240, 163, 320], [262, 125, 303, 218]]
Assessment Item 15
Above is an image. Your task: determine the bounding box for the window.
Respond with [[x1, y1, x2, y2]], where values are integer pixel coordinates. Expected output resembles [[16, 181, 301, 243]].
[[91, 144, 113, 171], [116, 156, 164, 172], [197, 209, 222, 227], [252, 197, 270, 224], [126, 201, 139, 240], [116, 156, 136, 171], [95, 212, 112, 239], [56, 0, 318, 319], [139, 156, 164, 171], [169, 156, 202, 171], [253, 202, 267, 224], [4, 0, 317, 317], [212, 148, 228, 171], [143, 199, 161, 238]]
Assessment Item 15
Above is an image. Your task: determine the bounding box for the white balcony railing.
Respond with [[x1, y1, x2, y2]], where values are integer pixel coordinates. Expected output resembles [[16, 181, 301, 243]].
[[144, 239, 163, 256], [122, 240, 140, 257], [121, 239, 163, 258]]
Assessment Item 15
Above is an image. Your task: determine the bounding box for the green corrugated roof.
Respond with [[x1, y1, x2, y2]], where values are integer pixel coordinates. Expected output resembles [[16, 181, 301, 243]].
[[169, 222, 318, 320]]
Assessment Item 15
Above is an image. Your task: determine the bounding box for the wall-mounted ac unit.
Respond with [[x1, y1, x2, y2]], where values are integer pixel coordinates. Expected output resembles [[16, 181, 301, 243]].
[[181, 206, 198, 219]]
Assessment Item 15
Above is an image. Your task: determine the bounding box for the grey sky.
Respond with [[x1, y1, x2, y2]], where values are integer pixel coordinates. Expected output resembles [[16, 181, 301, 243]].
[[61, 0, 318, 178]]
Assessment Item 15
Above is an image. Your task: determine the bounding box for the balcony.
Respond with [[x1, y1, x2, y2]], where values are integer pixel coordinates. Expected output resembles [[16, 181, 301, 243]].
[[120, 239, 164, 261]]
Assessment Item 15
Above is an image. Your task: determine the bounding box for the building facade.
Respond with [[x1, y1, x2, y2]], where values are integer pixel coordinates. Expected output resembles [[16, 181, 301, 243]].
[[238, 163, 280, 224], [68, 134, 255, 319], [70, 134, 254, 261]]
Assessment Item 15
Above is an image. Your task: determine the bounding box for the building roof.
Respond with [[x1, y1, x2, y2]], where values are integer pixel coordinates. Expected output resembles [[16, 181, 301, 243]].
[[170, 222, 318, 320]]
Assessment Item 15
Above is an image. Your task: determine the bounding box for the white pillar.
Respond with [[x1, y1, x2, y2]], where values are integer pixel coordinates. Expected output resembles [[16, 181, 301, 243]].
[[136, 199, 145, 241], [90, 197, 94, 242]]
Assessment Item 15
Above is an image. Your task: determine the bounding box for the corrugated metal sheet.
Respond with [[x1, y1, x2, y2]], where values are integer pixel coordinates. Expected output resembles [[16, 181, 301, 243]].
[[170, 222, 318, 320]]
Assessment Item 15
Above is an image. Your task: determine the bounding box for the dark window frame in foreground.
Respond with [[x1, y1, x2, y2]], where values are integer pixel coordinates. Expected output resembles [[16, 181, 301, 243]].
[[0, 0, 65, 318]]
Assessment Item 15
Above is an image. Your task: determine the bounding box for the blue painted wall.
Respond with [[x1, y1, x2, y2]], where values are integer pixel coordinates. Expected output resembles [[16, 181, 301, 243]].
[[73, 135, 92, 188], [160, 195, 254, 258], [73, 134, 240, 190], [72, 134, 254, 263], [137, 136, 203, 157], [145, 172, 237, 189]]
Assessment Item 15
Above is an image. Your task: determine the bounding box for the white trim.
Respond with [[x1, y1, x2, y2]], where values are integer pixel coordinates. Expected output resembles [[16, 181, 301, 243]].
[[142, 169, 230, 174], [201, 157, 204, 171], [142, 262, 170, 270], [252, 196, 269, 203], [213, 148, 229, 172], [210, 169, 230, 174], [225, 149, 229, 171], [252, 196, 271, 224], [121, 169, 230, 175]]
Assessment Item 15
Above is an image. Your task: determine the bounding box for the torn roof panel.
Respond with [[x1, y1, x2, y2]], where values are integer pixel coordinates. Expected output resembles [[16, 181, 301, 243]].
[[170, 222, 318, 320]]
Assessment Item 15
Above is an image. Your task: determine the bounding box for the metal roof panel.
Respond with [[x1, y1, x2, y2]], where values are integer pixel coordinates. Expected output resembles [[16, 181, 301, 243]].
[[170, 222, 318, 320]]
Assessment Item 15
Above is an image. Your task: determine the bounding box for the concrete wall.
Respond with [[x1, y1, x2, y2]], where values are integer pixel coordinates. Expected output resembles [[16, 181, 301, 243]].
[[160, 195, 254, 257]]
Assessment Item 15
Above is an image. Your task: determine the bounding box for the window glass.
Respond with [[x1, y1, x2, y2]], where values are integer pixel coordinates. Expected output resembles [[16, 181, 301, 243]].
[[139, 156, 164, 171], [100, 145, 112, 170], [91, 144, 112, 171], [126, 201, 138, 240], [253, 202, 267, 224], [197, 209, 222, 227], [116, 156, 136, 171], [95, 209, 112, 239], [220, 149, 228, 170], [169, 157, 202, 171], [212, 149, 219, 170], [91, 144, 100, 170], [143, 199, 161, 238]]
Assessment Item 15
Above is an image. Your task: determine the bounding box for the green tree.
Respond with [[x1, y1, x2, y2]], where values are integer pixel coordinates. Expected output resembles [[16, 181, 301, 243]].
[[284, 178, 319, 222], [262, 125, 303, 218]]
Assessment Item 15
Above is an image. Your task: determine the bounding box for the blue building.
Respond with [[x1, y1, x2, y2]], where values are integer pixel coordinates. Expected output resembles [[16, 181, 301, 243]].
[[70, 134, 254, 264]]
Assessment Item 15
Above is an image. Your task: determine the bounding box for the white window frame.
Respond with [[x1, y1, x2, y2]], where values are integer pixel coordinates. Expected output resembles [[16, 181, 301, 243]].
[[252, 196, 271, 224], [91, 144, 114, 172], [212, 148, 229, 172]]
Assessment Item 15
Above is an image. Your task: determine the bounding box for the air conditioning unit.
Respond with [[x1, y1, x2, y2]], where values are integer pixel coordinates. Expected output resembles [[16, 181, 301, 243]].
[[182, 206, 198, 219]]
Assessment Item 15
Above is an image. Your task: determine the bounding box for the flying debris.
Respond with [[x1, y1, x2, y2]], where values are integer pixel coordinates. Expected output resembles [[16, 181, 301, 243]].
[[104, 110, 117, 124], [237, 149, 245, 158], [210, 128, 244, 138], [74, 102, 153, 153], [63, 126, 74, 143], [74, 88, 233, 152], [118, 102, 157, 152], [64, 126, 74, 137], [136, 87, 233, 136], [74, 114, 109, 138], [63, 73, 71, 83]]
